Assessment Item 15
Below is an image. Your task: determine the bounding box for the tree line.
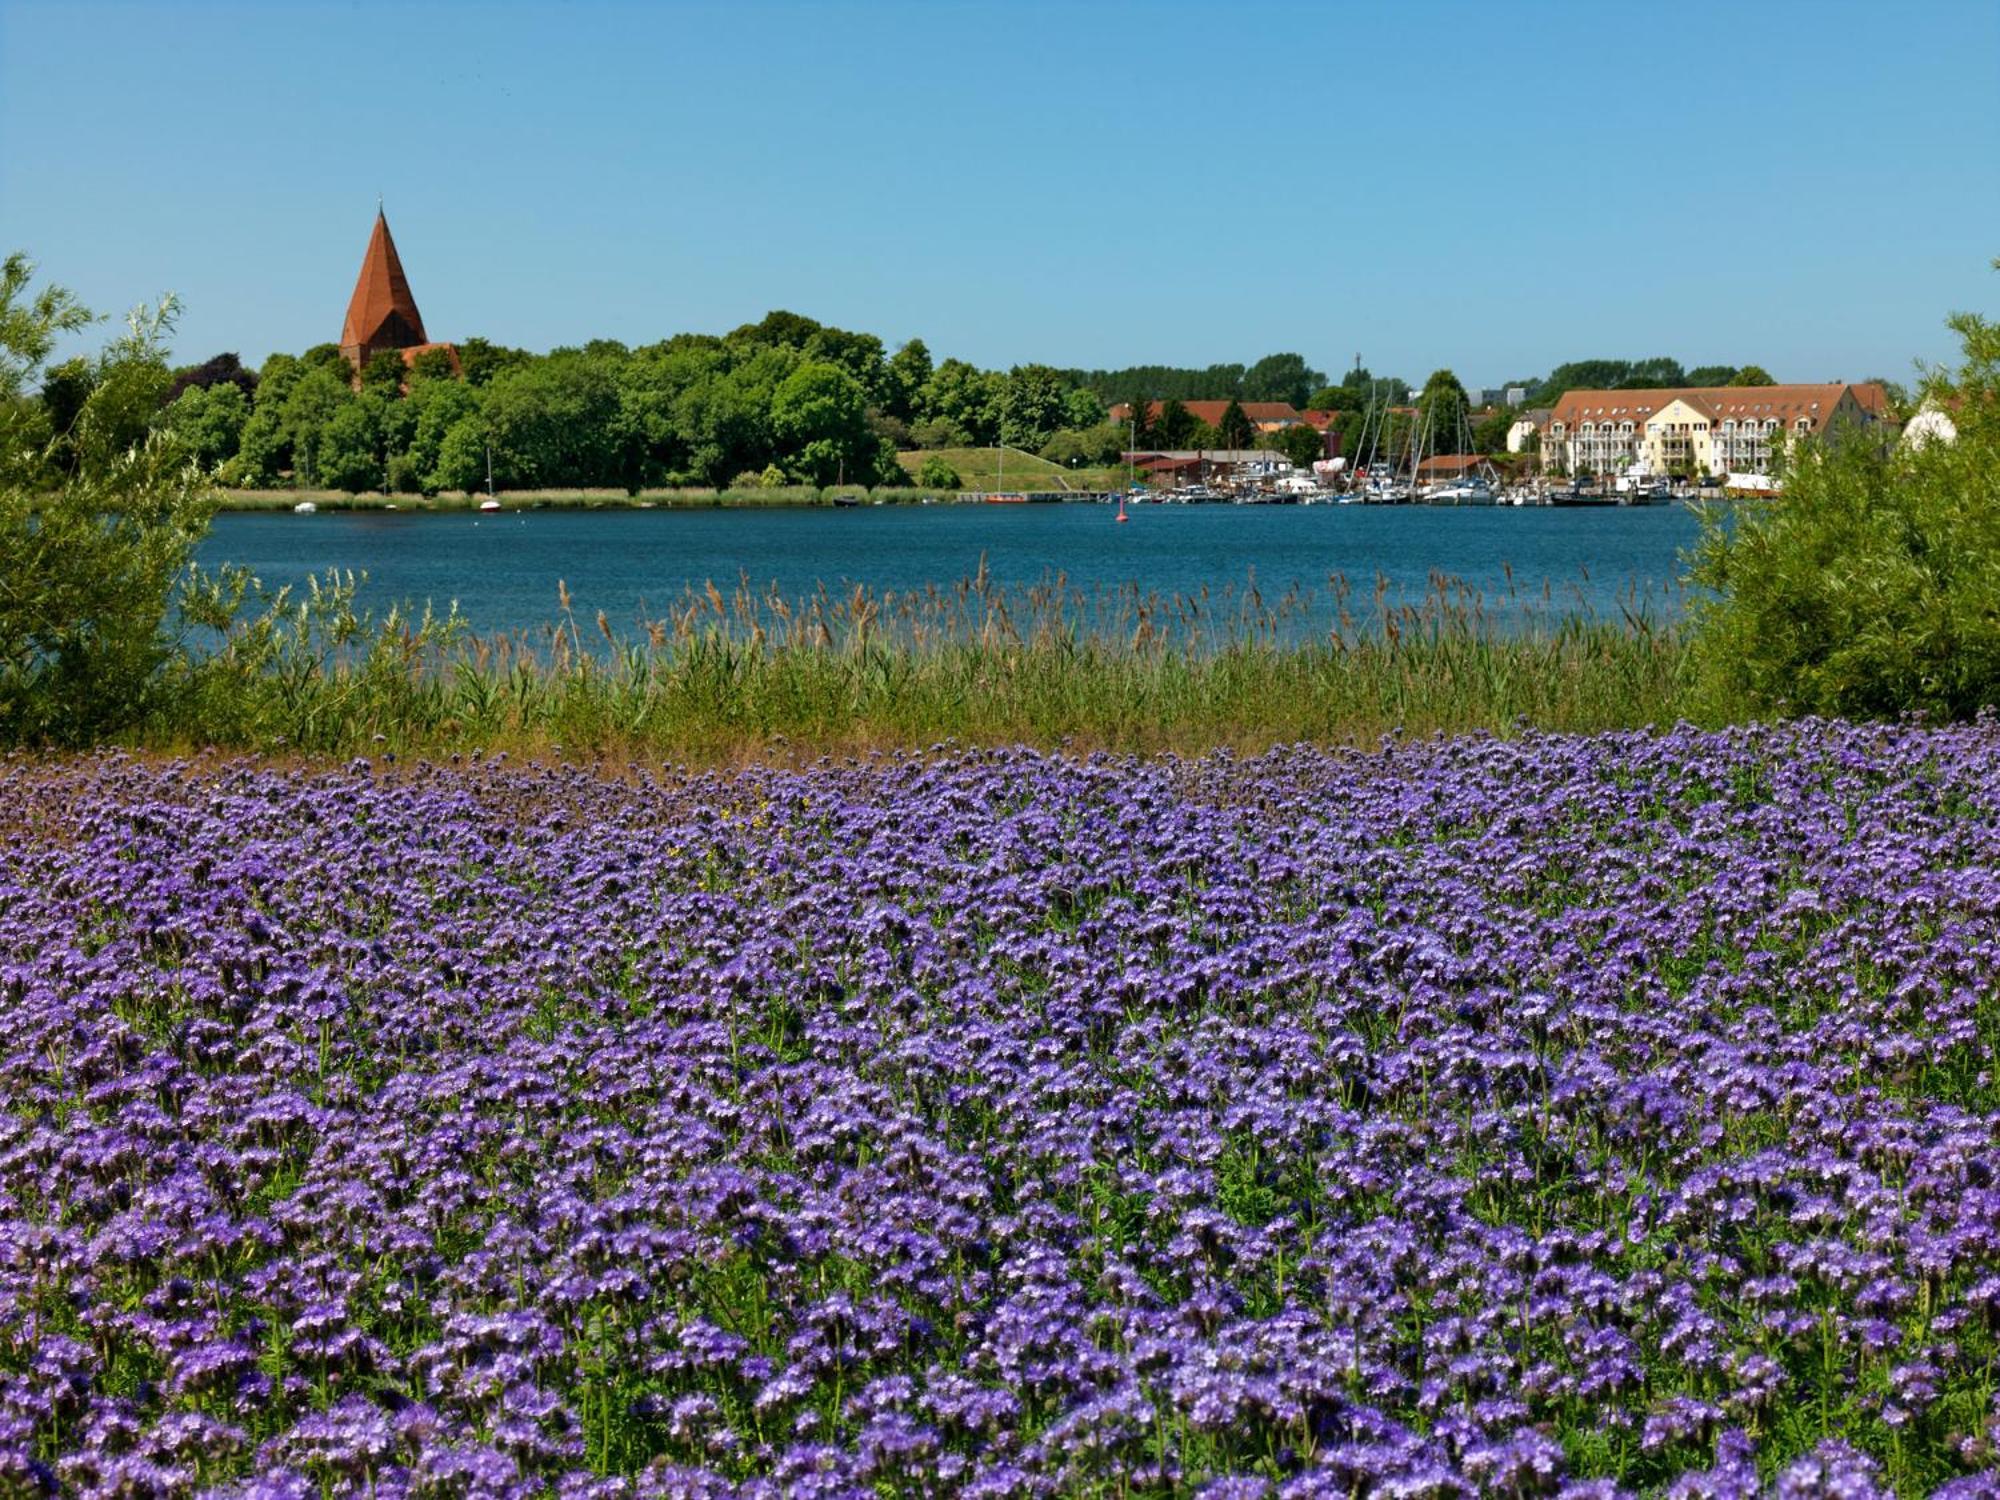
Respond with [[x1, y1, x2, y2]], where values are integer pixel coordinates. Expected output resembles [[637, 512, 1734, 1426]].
[[49, 278, 1884, 495]]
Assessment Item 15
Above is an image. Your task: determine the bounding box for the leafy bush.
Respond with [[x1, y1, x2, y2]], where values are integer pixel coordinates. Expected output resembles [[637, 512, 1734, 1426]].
[[916, 454, 961, 489], [1688, 267, 1999, 718], [0, 254, 214, 743]]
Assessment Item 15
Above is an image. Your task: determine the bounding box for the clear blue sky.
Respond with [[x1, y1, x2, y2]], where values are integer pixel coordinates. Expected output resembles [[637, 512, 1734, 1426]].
[[4, 0, 1996, 388]]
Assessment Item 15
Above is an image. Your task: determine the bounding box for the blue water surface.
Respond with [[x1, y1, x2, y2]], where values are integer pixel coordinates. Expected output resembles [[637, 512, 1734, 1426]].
[[201, 502, 1704, 640]]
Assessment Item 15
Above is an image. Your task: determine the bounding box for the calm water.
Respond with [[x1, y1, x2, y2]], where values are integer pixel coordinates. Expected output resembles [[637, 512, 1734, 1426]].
[[201, 502, 1703, 639]]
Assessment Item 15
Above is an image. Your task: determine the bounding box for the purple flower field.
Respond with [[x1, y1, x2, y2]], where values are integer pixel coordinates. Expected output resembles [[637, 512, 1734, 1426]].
[[2, 726, 1999, 1497]]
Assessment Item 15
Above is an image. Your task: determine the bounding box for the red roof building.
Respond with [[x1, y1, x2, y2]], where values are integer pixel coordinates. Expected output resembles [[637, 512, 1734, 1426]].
[[340, 209, 456, 378]]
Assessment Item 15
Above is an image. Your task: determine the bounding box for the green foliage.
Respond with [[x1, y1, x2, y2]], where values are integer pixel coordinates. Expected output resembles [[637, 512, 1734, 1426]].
[[360, 349, 406, 393], [1241, 352, 1324, 407], [1728, 365, 1776, 386], [317, 401, 382, 494], [456, 336, 526, 386], [1416, 369, 1472, 454], [770, 361, 872, 486], [0, 256, 214, 742], [1264, 423, 1325, 469], [1538, 357, 1686, 403], [1689, 272, 2000, 719], [1156, 398, 1197, 448], [161, 380, 249, 468], [429, 414, 492, 493], [920, 358, 1002, 446], [1217, 399, 1253, 450], [1000, 364, 1068, 451], [1685, 364, 1740, 386], [137, 572, 1687, 761], [1470, 405, 1514, 455], [406, 346, 458, 383], [916, 454, 961, 489], [884, 337, 932, 423]]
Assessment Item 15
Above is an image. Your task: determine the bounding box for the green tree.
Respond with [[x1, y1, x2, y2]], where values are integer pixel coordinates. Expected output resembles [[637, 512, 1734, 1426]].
[[404, 377, 479, 492], [1266, 423, 1325, 469], [916, 454, 961, 489], [407, 346, 458, 383], [1471, 406, 1514, 455], [429, 414, 492, 494], [1001, 364, 1068, 452], [1686, 365, 1740, 386], [886, 338, 933, 423], [1218, 399, 1254, 450], [1416, 369, 1473, 453], [456, 337, 526, 387], [0, 255, 214, 741], [1063, 385, 1106, 430], [360, 349, 406, 394], [771, 360, 873, 486], [318, 401, 382, 494], [300, 342, 348, 379], [278, 367, 356, 487], [1125, 398, 1152, 448], [1242, 352, 1325, 408], [1156, 399, 1197, 448], [160, 381, 250, 469], [921, 359, 1002, 446], [1688, 263, 1999, 719], [480, 353, 624, 487], [1729, 365, 1776, 386]]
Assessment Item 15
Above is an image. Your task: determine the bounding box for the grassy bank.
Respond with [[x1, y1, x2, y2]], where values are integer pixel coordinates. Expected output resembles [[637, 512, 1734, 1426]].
[[136, 573, 1694, 762], [212, 485, 962, 512], [894, 446, 1128, 493]]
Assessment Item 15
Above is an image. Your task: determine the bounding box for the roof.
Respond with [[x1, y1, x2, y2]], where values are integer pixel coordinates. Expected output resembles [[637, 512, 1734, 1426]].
[[1512, 407, 1553, 427], [1298, 409, 1342, 432], [341, 210, 428, 353], [1415, 454, 1486, 475], [1549, 383, 1883, 432]]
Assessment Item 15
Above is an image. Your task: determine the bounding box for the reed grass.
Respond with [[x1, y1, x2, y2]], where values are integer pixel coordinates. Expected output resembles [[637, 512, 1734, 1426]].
[[136, 566, 1696, 763]]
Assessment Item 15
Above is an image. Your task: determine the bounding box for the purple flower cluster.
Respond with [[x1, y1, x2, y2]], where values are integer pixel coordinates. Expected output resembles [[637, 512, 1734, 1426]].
[[2, 724, 1999, 1495]]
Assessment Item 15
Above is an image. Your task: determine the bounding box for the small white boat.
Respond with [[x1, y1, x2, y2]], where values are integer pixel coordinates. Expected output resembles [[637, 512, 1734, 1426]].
[[478, 498, 502, 513], [292, 500, 317, 515]]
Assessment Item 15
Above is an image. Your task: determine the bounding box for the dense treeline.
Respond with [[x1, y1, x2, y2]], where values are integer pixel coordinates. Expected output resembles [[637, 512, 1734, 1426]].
[[137, 312, 1157, 495], [33, 267, 1914, 500]]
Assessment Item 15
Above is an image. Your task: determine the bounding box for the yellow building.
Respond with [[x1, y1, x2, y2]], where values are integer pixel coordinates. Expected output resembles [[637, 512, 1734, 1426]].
[[1542, 383, 1891, 481]]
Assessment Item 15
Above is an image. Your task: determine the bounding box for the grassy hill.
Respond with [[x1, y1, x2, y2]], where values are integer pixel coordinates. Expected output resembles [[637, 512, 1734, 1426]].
[[896, 447, 1130, 493]]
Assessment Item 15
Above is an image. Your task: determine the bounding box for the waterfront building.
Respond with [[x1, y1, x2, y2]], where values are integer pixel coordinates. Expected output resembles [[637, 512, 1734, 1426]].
[[1506, 408, 1551, 454], [1539, 383, 1892, 479], [340, 208, 458, 381]]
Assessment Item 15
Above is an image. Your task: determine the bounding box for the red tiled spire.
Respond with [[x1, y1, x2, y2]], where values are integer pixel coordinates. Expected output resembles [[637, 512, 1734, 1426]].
[[340, 210, 427, 367]]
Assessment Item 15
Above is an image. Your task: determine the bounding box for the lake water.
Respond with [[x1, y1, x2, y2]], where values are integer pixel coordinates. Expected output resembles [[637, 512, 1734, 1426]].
[[201, 502, 1703, 639]]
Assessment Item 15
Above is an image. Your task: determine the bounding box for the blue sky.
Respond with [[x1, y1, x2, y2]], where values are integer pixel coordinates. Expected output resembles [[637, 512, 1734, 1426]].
[[3, 0, 1996, 388]]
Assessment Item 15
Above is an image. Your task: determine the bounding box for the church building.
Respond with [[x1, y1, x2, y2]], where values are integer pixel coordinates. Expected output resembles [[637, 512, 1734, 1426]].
[[340, 208, 458, 380]]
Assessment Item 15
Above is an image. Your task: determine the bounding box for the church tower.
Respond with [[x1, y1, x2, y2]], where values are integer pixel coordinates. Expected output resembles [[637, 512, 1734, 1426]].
[[340, 208, 452, 378]]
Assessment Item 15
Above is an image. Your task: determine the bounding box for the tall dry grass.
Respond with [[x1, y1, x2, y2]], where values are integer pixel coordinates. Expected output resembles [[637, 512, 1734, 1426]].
[[144, 565, 1692, 762]]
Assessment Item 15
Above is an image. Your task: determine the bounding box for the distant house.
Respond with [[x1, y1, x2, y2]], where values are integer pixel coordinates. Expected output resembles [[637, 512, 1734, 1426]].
[[1507, 408, 1552, 454], [1542, 382, 1894, 480]]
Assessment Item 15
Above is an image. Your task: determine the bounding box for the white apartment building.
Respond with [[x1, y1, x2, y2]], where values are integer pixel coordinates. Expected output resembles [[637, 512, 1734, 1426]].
[[1538, 383, 1891, 480]]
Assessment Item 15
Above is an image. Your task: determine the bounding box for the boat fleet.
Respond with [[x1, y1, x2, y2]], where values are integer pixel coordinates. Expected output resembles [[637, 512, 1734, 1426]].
[[1110, 475, 1681, 507]]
